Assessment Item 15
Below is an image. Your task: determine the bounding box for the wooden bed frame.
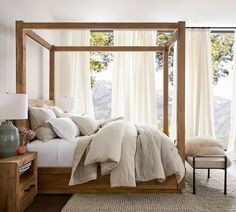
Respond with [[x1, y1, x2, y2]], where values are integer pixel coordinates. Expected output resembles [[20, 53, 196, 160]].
[[15, 21, 185, 194]]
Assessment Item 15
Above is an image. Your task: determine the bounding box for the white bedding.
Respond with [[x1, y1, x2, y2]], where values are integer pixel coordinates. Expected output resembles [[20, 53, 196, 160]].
[[27, 138, 80, 167]]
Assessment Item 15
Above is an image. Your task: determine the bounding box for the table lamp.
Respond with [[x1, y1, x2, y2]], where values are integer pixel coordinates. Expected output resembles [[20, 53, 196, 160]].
[[0, 93, 28, 157], [56, 96, 75, 113]]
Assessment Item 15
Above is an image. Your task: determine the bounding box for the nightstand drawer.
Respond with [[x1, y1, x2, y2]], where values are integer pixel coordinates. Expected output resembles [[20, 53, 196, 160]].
[[19, 174, 37, 211], [19, 182, 36, 211]]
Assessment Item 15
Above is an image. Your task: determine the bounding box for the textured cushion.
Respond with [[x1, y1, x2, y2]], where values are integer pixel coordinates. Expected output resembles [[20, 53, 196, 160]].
[[29, 106, 56, 130], [186, 156, 227, 169], [34, 123, 57, 142], [185, 136, 224, 156], [49, 118, 79, 141], [44, 105, 64, 118], [71, 115, 100, 136]]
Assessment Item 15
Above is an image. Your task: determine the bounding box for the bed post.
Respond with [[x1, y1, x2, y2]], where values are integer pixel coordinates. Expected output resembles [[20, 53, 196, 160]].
[[177, 21, 185, 188], [163, 49, 169, 135], [49, 45, 55, 100], [16, 20, 27, 127]]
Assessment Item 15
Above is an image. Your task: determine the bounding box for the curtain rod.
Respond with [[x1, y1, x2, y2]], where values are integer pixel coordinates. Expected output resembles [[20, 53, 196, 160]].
[[91, 28, 235, 34], [186, 27, 236, 29], [186, 27, 235, 34]]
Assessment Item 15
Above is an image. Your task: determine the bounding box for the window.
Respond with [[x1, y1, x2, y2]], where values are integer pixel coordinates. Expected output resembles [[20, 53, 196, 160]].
[[89, 31, 235, 147], [90, 31, 114, 120], [155, 32, 174, 130], [211, 32, 234, 148]]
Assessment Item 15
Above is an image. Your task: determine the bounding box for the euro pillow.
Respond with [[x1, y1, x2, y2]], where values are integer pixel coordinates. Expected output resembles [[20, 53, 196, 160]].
[[44, 105, 64, 118], [29, 106, 56, 130], [71, 115, 100, 136], [49, 118, 80, 142]]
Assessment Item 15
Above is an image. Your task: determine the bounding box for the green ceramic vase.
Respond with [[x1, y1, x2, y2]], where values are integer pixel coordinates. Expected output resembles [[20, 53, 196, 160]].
[[0, 121, 20, 157]]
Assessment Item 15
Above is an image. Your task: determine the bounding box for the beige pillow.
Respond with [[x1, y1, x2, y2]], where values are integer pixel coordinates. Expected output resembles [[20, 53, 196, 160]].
[[49, 118, 80, 142], [29, 106, 56, 130], [185, 136, 224, 156], [44, 105, 64, 118], [185, 136, 231, 167], [35, 123, 57, 142], [71, 115, 100, 136]]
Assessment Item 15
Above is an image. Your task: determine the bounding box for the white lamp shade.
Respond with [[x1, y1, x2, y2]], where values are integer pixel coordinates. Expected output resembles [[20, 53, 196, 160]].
[[0, 94, 28, 120], [56, 96, 75, 113]]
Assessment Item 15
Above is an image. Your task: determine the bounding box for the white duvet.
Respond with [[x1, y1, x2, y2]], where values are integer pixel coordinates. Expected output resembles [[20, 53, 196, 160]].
[[69, 120, 185, 187]]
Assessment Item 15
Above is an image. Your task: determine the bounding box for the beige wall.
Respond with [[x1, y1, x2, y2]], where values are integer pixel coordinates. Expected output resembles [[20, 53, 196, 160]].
[[0, 0, 56, 99]]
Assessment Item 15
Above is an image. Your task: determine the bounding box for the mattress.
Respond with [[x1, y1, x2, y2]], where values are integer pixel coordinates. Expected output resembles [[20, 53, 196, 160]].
[[27, 138, 80, 167]]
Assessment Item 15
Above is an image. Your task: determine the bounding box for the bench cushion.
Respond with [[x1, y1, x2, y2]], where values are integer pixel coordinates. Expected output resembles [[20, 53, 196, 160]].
[[186, 156, 226, 169]]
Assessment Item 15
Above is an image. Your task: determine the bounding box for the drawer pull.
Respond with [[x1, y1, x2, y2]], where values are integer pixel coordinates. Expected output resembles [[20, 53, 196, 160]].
[[24, 184, 35, 192]]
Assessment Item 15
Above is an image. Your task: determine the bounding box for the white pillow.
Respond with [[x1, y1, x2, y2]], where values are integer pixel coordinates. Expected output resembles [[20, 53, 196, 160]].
[[29, 106, 56, 130], [49, 118, 80, 142], [44, 105, 64, 118], [71, 115, 100, 136]]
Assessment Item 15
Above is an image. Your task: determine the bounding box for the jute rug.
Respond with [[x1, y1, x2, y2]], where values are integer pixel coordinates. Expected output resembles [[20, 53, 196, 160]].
[[62, 166, 236, 212]]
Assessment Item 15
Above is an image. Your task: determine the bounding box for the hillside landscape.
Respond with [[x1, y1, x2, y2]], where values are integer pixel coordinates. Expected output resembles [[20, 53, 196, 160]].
[[92, 80, 231, 148]]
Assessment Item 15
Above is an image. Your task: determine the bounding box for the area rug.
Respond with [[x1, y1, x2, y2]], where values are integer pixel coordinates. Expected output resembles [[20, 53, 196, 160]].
[[62, 166, 236, 212]]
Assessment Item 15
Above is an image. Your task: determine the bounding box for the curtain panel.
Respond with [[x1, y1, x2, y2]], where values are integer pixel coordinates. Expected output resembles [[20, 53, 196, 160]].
[[185, 29, 215, 138], [56, 30, 94, 117], [112, 31, 157, 126]]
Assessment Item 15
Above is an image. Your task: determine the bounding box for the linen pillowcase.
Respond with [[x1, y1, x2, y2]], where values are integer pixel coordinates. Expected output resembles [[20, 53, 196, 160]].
[[29, 106, 56, 129], [71, 115, 100, 136], [34, 123, 57, 142], [28, 106, 57, 142], [44, 105, 64, 118], [49, 118, 80, 142]]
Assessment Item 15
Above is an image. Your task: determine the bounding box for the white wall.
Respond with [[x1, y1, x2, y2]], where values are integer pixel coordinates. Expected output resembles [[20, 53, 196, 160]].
[[0, 0, 56, 99]]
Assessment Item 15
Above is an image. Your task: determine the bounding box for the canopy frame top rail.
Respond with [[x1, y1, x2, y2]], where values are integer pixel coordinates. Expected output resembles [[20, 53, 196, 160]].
[[21, 21, 181, 52]]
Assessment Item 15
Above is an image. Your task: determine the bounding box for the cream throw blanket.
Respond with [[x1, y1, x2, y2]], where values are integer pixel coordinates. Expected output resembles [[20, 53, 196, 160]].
[[69, 120, 185, 187]]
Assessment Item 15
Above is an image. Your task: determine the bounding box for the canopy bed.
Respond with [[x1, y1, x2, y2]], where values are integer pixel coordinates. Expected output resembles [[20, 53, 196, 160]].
[[15, 21, 185, 194]]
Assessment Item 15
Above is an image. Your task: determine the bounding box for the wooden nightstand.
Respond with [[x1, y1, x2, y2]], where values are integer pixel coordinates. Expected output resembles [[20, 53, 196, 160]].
[[0, 152, 37, 212]]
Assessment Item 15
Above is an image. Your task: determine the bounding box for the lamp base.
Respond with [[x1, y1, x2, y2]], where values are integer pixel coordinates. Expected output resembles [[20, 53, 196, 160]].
[[0, 121, 20, 157]]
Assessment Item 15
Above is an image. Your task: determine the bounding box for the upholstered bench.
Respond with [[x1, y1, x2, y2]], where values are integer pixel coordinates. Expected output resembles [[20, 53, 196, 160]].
[[186, 155, 227, 195]]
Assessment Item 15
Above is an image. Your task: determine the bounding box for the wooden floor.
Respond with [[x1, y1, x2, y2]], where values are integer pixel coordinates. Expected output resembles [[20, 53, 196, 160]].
[[25, 195, 71, 212], [25, 161, 236, 212]]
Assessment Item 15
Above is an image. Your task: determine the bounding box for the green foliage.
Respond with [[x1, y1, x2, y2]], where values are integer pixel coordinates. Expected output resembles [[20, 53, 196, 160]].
[[211, 33, 234, 85], [156, 33, 174, 84], [89, 31, 234, 86], [90, 32, 113, 87]]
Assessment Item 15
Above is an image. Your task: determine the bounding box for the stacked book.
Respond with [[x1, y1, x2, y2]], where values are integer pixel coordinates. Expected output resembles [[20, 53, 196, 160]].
[[19, 162, 32, 174]]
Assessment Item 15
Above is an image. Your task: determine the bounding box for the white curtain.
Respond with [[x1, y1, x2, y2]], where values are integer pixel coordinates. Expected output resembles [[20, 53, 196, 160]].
[[57, 30, 94, 117], [227, 32, 236, 160], [112, 31, 157, 125], [185, 29, 215, 138]]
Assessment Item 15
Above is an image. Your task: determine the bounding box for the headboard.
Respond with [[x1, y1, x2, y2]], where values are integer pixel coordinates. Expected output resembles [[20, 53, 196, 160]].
[[28, 99, 54, 107]]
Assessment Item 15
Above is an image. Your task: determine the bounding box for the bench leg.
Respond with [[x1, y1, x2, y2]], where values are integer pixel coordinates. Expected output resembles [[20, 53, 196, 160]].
[[193, 167, 196, 194], [224, 157, 227, 195], [207, 169, 210, 179]]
